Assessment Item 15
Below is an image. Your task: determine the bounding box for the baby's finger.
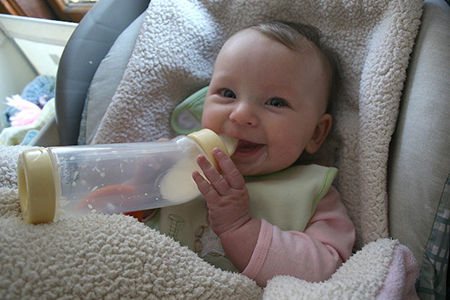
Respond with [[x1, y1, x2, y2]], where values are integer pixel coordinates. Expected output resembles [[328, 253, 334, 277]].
[[192, 170, 220, 201], [196, 154, 232, 196], [157, 138, 170, 142], [213, 148, 246, 189]]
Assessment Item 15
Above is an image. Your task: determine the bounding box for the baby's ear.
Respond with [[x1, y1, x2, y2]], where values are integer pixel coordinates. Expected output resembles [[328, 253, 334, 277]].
[[305, 114, 332, 154]]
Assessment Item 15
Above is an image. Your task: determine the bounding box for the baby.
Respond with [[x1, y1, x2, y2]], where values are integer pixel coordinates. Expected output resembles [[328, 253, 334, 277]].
[[151, 20, 355, 287]]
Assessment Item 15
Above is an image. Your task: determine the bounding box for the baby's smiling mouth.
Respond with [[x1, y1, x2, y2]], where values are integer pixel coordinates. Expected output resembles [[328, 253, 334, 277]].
[[233, 140, 265, 157]]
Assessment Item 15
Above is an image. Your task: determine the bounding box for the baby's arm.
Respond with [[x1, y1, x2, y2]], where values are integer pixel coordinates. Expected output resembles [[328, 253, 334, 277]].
[[243, 186, 355, 286], [192, 147, 261, 271]]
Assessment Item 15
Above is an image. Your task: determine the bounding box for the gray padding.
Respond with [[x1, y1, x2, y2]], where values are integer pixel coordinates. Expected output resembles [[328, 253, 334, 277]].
[[55, 0, 150, 145], [388, 0, 450, 268], [84, 12, 145, 145]]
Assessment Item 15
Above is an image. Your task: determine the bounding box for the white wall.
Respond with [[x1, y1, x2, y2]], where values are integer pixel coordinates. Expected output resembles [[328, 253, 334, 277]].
[[0, 29, 37, 130]]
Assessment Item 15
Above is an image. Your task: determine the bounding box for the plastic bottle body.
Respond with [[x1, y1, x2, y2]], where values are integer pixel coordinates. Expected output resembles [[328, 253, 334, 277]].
[[50, 136, 202, 219], [18, 130, 238, 223]]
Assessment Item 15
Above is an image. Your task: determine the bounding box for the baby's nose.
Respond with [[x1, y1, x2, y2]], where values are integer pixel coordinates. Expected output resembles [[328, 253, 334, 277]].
[[229, 103, 258, 126]]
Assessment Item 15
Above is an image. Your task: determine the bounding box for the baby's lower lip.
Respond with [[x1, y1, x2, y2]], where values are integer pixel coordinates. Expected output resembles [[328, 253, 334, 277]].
[[233, 140, 265, 157]]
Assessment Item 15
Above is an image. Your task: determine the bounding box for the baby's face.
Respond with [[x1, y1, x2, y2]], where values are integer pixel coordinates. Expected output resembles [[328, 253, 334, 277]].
[[202, 29, 332, 176]]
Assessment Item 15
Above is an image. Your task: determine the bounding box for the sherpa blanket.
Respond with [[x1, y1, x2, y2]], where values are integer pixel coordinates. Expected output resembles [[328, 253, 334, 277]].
[[0, 146, 418, 298], [92, 0, 423, 250]]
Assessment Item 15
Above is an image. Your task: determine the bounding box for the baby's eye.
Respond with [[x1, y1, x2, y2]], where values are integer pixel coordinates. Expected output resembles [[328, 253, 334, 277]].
[[266, 98, 287, 107], [220, 89, 236, 98]]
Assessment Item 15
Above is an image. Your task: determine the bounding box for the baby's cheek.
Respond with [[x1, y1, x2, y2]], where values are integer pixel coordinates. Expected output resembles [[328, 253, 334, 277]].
[[272, 146, 303, 170], [202, 114, 225, 134], [201, 109, 216, 129]]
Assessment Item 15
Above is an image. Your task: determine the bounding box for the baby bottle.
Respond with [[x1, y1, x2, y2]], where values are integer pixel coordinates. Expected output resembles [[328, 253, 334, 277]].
[[18, 129, 238, 224]]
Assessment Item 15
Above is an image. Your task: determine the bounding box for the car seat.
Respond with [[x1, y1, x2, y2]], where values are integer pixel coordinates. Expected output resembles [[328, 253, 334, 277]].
[[29, 0, 450, 298], [50, 0, 150, 146]]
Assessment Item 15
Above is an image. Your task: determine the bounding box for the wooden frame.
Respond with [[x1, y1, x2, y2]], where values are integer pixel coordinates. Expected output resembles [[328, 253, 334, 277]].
[[0, 0, 97, 22], [59, 0, 98, 13], [0, 0, 57, 19]]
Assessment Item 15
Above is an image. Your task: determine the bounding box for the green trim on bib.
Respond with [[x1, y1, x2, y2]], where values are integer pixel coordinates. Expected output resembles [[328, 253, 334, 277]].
[[313, 167, 338, 213], [170, 86, 208, 135]]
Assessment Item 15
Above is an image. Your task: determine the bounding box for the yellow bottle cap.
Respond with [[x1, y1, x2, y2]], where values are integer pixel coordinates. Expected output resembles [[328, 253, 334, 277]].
[[187, 129, 238, 171], [18, 148, 56, 224]]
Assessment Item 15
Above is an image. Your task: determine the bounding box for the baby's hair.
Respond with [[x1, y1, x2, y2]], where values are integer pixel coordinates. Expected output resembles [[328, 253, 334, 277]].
[[249, 20, 341, 114]]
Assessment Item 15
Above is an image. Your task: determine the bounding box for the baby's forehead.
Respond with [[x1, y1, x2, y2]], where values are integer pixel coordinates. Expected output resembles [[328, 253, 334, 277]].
[[227, 28, 325, 62], [223, 28, 315, 60], [217, 29, 331, 83]]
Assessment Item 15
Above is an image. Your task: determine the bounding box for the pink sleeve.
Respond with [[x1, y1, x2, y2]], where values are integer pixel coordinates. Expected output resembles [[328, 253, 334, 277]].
[[242, 186, 355, 286]]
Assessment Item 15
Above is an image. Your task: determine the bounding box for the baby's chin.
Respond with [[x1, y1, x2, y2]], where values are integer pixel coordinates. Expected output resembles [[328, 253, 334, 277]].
[[234, 158, 297, 177], [232, 155, 267, 177], [234, 163, 282, 177]]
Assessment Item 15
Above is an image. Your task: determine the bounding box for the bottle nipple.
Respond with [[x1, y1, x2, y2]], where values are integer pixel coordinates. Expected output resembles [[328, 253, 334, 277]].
[[219, 134, 238, 156]]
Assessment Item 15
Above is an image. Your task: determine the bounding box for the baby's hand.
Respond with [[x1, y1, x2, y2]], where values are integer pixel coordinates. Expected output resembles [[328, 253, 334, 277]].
[[192, 148, 252, 237]]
